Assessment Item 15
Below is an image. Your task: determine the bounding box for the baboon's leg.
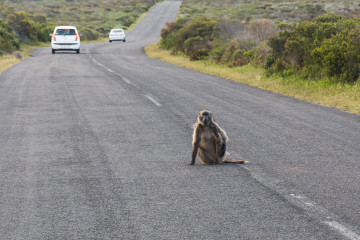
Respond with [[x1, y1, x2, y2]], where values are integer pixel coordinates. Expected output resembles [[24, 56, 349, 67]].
[[198, 149, 218, 165]]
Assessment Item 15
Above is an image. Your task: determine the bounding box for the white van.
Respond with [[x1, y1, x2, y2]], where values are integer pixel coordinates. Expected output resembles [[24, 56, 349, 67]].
[[50, 26, 81, 54]]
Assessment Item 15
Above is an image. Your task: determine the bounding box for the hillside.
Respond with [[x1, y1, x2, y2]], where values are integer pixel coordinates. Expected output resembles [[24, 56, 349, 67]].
[[180, 0, 360, 23], [5, 0, 158, 34], [0, 0, 160, 56]]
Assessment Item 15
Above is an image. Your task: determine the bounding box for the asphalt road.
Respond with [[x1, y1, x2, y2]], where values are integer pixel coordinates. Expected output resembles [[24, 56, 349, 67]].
[[1, 1, 360, 239]]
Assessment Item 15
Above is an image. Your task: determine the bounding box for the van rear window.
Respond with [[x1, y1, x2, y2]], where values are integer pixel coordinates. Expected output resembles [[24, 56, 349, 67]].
[[56, 29, 76, 35]]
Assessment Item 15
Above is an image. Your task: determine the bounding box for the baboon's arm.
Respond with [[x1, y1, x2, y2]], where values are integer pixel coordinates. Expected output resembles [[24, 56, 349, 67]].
[[190, 140, 199, 165], [219, 142, 226, 157], [209, 123, 220, 138], [190, 127, 200, 165]]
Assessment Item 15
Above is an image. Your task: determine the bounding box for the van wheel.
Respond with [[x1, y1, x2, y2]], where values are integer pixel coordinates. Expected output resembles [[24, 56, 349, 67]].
[[109, 40, 112, 43], [76, 49, 80, 54], [52, 49, 55, 54]]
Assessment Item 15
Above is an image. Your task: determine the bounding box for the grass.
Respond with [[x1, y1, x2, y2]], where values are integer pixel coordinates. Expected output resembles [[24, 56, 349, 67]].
[[145, 42, 360, 115], [0, 55, 22, 74], [0, 43, 48, 74]]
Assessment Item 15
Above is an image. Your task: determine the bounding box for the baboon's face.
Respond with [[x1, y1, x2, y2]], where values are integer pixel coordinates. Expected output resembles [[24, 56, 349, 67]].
[[199, 110, 212, 126]]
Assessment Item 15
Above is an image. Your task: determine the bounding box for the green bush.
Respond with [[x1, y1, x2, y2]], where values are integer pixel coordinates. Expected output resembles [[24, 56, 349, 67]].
[[160, 20, 186, 50], [267, 14, 360, 83], [184, 36, 210, 60], [116, 12, 137, 27], [0, 19, 20, 55], [313, 27, 360, 83], [160, 17, 219, 60], [251, 42, 271, 66], [6, 11, 53, 43], [160, 16, 274, 65], [174, 17, 219, 55], [220, 39, 255, 67], [80, 28, 100, 40]]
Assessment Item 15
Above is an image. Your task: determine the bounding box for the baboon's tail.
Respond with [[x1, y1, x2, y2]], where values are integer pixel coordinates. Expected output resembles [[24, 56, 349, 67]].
[[224, 160, 248, 164]]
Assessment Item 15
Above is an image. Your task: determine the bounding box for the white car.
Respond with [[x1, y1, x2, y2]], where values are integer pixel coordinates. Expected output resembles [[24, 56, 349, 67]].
[[50, 26, 81, 54], [109, 29, 126, 43]]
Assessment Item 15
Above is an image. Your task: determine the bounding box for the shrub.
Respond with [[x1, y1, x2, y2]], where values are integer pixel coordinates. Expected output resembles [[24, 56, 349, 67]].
[[208, 39, 224, 62], [220, 39, 255, 67], [313, 27, 360, 83], [80, 28, 100, 40], [248, 19, 279, 44], [184, 36, 211, 60], [122, 13, 136, 27], [251, 42, 271, 66], [160, 17, 220, 60], [160, 20, 186, 50], [159, 16, 276, 66], [0, 19, 20, 55], [267, 14, 360, 83], [6, 11, 53, 43], [174, 17, 219, 57]]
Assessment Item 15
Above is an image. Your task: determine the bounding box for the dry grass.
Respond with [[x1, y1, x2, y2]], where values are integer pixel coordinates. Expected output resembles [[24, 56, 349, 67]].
[[0, 43, 48, 75], [0, 55, 21, 74], [145, 42, 360, 115]]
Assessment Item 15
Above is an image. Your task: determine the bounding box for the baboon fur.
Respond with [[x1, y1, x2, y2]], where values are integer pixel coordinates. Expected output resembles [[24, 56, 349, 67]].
[[190, 110, 247, 165]]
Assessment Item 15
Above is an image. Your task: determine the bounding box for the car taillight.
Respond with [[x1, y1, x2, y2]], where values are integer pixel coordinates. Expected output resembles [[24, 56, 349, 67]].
[[53, 34, 56, 41], [75, 34, 79, 41]]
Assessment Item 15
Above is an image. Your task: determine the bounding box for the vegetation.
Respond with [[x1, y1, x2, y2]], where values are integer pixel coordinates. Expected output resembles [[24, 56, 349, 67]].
[[161, 1, 360, 83], [179, 0, 360, 23], [0, 0, 160, 56], [161, 0, 360, 80], [160, 16, 278, 67], [0, 2, 52, 55], [5, 0, 158, 35], [146, 42, 360, 114], [0, 18, 20, 55], [155, 0, 360, 114], [267, 14, 360, 83], [0, 43, 47, 74]]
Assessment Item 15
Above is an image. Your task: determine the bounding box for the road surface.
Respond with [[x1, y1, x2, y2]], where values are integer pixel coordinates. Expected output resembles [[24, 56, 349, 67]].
[[1, 1, 359, 239]]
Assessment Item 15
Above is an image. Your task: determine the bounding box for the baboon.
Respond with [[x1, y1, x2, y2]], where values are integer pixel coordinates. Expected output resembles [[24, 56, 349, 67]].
[[190, 110, 247, 165]]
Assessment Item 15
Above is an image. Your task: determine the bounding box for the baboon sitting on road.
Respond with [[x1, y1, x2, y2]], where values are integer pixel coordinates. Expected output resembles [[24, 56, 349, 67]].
[[190, 110, 247, 165]]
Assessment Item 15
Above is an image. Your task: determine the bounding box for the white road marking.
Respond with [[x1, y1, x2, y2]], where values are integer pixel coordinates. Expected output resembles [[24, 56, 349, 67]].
[[288, 194, 360, 240], [145, 94, 162, 107], [324, 221, 360, 240], [121, 77, 131, 84], [116, 73, 131, 84], [92, 55, 161, 107], [304, 202, 315, 207], [289, 194, 306, 200], [94, 60, 105, 68], [90, 55, 131, 84]]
